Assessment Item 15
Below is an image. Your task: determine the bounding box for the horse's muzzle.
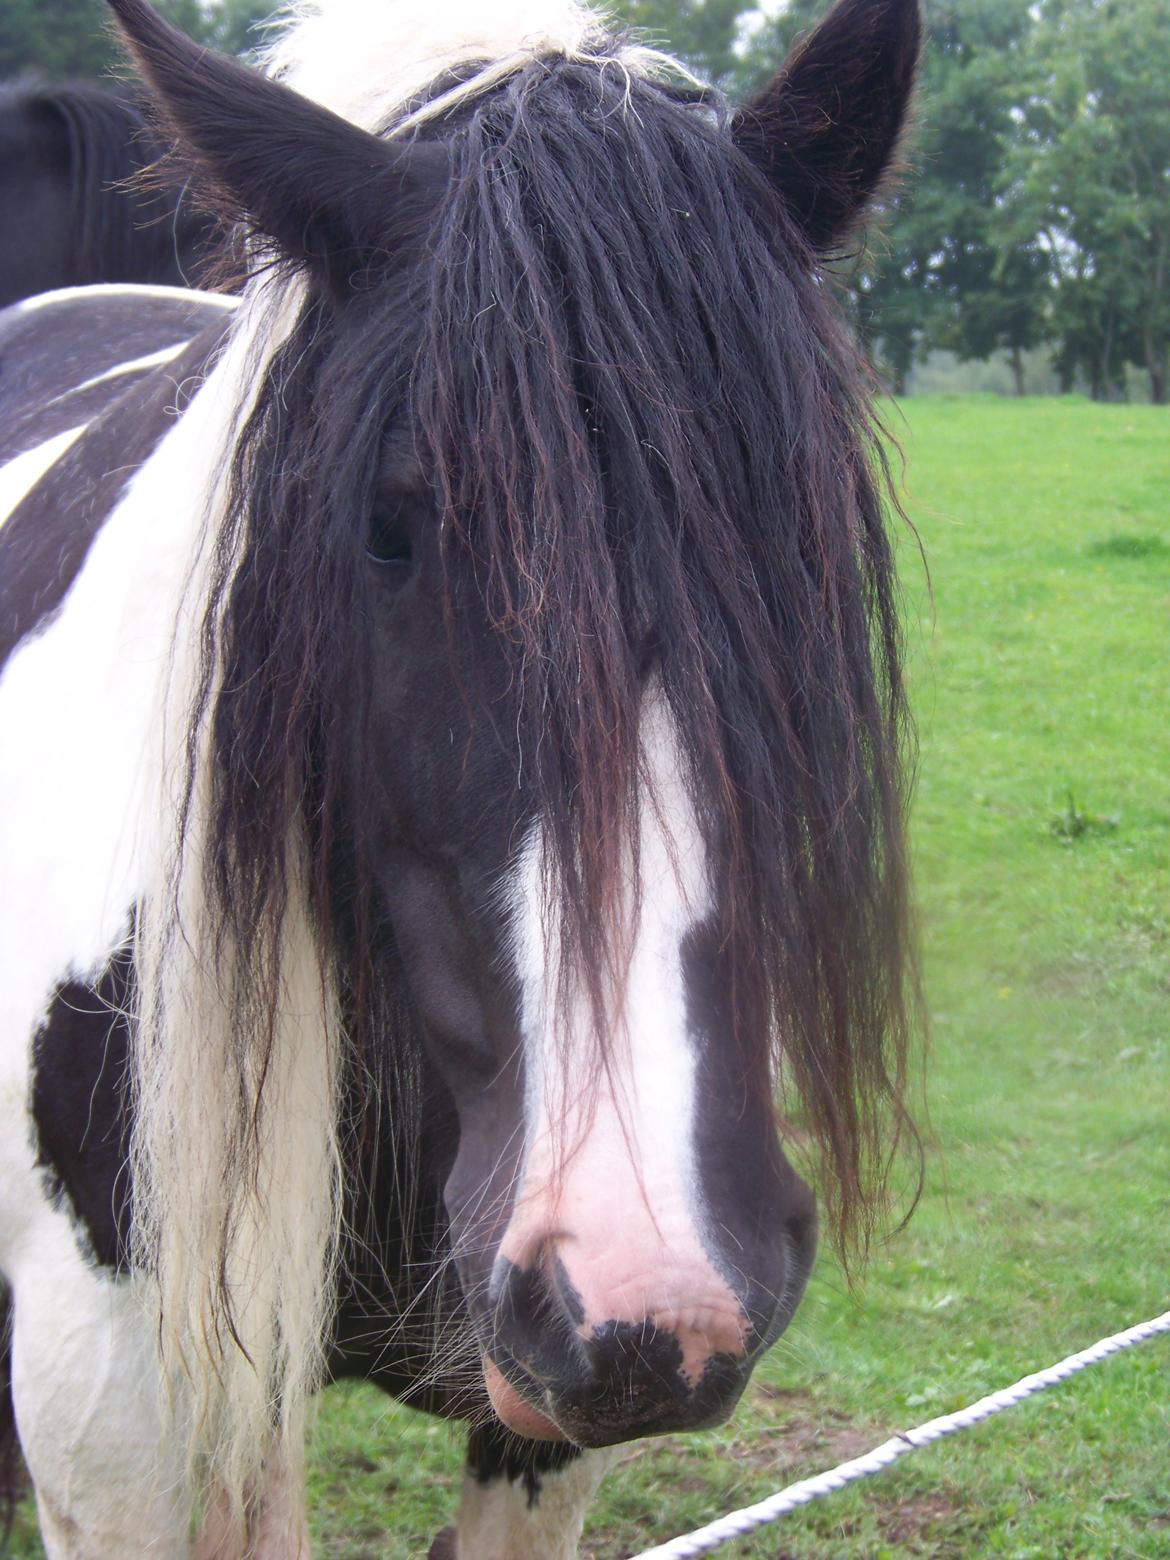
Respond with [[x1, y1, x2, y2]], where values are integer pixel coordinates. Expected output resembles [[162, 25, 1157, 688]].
[[482, 1247, 764, 1445]]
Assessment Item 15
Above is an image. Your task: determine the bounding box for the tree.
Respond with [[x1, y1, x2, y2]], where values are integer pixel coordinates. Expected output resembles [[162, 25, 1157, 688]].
[[609, 0, 760, 85], [918, 0, 1048, 392], [0, 0, 120, 79], [860, 0, 1048, 392], [0, 0, 273, 82], [1003, 0, 1170, 401], [205, 0, 275, 58], [739, 0, 1048, 392]]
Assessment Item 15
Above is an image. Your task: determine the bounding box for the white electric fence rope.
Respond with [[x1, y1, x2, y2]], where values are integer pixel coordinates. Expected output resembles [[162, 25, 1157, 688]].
[[627, 1307, 1170, 1560]]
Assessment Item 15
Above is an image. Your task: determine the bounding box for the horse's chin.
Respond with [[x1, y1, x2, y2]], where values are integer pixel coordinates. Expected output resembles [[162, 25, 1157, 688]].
[[483, 1357, 567, 1442]]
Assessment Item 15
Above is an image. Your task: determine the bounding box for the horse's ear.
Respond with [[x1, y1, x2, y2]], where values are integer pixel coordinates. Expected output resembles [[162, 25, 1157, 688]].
[[733, 0, 921, 252], [105, 0, 446, 289]]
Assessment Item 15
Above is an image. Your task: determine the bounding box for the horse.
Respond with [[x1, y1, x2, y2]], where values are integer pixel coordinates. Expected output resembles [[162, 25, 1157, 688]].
[[0, 77, 215, 309], [0, 0, 922, 1553]]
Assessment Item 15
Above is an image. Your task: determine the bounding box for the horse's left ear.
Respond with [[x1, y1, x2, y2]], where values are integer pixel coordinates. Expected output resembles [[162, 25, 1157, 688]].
[[732, 0, 922, 252]]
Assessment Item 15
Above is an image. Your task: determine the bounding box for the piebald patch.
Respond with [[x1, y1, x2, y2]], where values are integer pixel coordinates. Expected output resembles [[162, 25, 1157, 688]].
[[0, 426, 85, 527], [63, 342, 191, 399], [453, 1446, 620, 1560]]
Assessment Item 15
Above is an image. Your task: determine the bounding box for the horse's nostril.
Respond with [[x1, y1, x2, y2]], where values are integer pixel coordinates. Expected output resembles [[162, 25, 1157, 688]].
[[492, 1248, 590, 1377]]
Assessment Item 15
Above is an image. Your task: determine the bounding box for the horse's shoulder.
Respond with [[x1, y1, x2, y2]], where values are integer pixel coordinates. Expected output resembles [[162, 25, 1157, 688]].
[[0, 284, 236, 454], [0, 298, 231, 671]]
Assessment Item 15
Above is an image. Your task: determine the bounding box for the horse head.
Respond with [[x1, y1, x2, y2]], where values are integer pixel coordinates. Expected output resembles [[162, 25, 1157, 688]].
[[109, 0, 919, 1455]]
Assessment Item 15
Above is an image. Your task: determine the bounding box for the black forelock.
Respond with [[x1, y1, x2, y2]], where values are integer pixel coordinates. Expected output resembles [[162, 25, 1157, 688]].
[[417, 55, 918, 1250]]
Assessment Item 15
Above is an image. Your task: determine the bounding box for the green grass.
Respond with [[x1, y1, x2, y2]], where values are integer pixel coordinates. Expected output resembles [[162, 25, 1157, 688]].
[[9, 396, 1168, 1556]]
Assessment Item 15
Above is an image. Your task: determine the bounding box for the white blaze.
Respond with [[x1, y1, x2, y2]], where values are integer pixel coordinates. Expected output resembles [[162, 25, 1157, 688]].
[[503, 690, 747, 1378]]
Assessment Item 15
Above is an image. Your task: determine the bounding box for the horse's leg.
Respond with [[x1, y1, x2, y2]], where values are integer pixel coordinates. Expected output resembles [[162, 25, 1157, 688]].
[[431, 1425, 621, 1560], [6, 1215, 189, 1557], [193, 1448, 311, 1560]]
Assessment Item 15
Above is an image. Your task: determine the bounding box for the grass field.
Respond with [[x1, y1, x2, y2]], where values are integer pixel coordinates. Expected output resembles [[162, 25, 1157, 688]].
[[10, 395, 1169, 1556]]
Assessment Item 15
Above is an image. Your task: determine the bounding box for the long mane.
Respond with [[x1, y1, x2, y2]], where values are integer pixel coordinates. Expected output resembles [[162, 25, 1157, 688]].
[[129, 0, 918, 1540], [5, 79, 195, 282]]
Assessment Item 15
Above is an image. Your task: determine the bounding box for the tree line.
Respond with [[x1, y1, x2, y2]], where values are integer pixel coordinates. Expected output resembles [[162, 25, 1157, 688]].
[[4, 0, 1165, 400], [625, 0, 1168, 401], [0, 0, 269, 80]]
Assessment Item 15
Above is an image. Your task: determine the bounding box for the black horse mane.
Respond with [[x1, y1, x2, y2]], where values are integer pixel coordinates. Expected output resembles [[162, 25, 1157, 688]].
[[0, 77, 205, 285], [194, 49, 918, 1262]]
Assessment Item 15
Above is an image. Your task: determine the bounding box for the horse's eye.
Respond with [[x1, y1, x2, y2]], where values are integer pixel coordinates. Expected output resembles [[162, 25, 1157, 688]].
[[366, 503, 414, 568]]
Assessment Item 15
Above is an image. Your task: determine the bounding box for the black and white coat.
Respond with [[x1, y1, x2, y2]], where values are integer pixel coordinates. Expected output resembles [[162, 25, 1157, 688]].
[[0, 0, 922, 1554]]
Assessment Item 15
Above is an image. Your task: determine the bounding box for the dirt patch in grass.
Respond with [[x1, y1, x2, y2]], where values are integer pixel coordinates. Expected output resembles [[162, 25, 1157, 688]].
[[616, 1389, 882, 1480], [749, 1417, 877, 1471], [874, 1492, 962, 1544], [738, 1388, 882, 1472], [1033, 954, 1111, 993], [594, 1396, 971, 1559], [821, 1491, 977, 1558]]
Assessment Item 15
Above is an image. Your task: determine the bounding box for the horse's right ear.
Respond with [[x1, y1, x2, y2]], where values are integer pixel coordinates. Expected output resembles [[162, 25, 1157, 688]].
[[105, 0, 447, 290], [732, 0, 921, 252]]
